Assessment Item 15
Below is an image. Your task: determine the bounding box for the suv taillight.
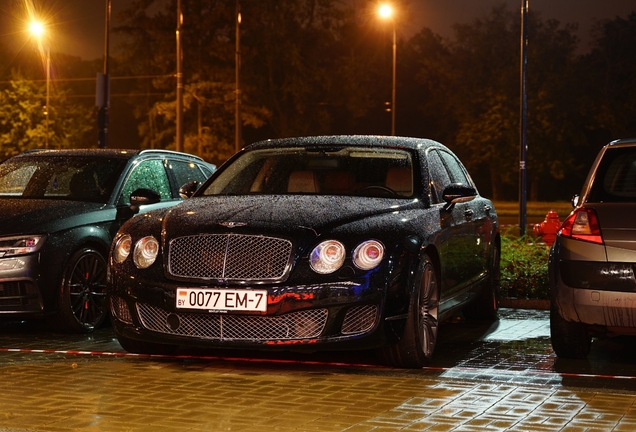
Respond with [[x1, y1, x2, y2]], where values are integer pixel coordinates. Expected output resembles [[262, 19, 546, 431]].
[[558, 208, 603, 245]]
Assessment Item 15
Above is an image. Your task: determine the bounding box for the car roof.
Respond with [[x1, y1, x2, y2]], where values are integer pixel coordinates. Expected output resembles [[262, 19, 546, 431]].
[[608, 138, 636, 147], [15, 148, 206, 161], [246, 135, 445, 151]]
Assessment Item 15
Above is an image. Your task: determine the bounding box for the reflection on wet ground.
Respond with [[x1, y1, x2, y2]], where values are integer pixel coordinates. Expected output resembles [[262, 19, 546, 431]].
[[3, 308, 636, 431], [1, 308, 635, 392]]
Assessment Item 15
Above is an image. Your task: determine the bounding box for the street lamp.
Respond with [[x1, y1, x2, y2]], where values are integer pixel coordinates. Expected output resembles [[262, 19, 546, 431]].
[[29, 20, 50, 149], [378, 3, 396, 136]]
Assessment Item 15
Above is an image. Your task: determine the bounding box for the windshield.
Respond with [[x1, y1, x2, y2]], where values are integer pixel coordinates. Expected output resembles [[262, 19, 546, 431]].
[[0, 155, 129, 203], [201, 146, 414, 198]]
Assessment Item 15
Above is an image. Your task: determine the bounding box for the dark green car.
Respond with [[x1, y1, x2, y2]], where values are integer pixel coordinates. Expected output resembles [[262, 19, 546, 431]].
[[0, 148, 214, 332]]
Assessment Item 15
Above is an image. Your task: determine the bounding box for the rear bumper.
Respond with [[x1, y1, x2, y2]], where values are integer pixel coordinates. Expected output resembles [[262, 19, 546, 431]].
[[552, 259, 636, 331]]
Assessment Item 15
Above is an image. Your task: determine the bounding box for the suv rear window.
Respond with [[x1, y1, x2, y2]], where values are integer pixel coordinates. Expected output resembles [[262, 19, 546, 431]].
[[588, 147, 636, 202]]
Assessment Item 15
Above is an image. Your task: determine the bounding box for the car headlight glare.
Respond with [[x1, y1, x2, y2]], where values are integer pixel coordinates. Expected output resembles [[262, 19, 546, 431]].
[[310, 240, 345, 274], [0, 235, 45, 258], [113, 234, 132, 264], [353, 240, 384, 270], [133, 236, 159, 269]]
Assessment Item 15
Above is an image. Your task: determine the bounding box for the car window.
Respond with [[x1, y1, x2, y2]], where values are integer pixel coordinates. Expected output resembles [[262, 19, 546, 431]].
[[0, 164, 37, 195], [120, 159, 172, 204], [426, 150, 452, 204], [588, 147, 636, 202], [0, 156, 127, 203], [438, 150, 471, 186], [201, 147, 414, 198], [168, 159, 210, 188]]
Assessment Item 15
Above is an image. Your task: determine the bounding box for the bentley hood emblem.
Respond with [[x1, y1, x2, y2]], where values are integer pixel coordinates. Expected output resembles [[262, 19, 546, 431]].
[[219, 221, 247, 228]]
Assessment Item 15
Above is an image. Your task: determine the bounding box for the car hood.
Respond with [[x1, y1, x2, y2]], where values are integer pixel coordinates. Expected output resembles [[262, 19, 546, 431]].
[[162, 195, 422, 237], [0, 198, 112, 235]]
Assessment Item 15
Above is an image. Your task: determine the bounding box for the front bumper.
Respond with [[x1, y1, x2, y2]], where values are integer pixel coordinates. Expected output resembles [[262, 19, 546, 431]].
[[109, 276, 397, 351], [0, 255, 44, 314]]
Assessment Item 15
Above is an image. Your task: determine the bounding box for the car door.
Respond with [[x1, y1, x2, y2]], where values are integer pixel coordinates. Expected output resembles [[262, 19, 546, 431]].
[[427, 149, 483, 305], [436, 150, 491, 285]]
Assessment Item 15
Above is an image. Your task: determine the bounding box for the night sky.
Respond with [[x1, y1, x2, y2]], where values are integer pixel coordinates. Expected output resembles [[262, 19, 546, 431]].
[[1, 0, 635, 60]]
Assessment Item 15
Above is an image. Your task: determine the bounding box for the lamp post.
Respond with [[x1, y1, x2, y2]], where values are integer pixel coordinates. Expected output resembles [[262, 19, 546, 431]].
[[378, 4, 396, 136], [29, 20, 50, 149], [519, 0, 529, 235], [97, 0, 111, 148], [176, 0, 184, 152], [235, 0, 242, 154]]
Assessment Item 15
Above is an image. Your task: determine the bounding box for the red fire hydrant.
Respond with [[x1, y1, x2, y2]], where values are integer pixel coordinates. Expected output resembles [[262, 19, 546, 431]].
[[533, 210, 561, 247]]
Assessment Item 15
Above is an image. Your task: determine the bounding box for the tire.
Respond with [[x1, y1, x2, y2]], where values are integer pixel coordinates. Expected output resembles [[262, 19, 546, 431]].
[[550, 301, 591, 358], [381, 254, 439, 368], [115, 332, 178, 355], [464, 245, 500, 321], [53, 248, 109, 333]]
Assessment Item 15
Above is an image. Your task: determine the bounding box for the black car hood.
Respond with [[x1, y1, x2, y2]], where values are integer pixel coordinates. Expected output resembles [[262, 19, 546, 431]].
[[0, 198, 111, 235], [162, 195, 421, 236]]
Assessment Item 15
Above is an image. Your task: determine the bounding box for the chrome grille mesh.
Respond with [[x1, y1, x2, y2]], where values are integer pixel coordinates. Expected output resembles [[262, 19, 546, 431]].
[[168, 234, 293, 281], [110, 296, 133, 324], [136, 302, 328, 340], [341, 305, 378, 335]]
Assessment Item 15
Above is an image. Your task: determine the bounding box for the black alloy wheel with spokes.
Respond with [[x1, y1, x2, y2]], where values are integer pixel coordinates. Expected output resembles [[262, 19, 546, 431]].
[[380, 253, 440, 368], [54, 248, 109, 333]]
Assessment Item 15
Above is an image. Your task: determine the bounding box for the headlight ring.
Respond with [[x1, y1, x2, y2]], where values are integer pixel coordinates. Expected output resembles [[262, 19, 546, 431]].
[[310, 240, 346, 274], [352, 240, 384, 270], [113, 234, 132, 264], [133, 236, 159, 269]]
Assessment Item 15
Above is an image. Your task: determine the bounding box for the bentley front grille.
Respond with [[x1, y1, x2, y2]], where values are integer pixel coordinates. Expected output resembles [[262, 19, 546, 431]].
[[168, 234, 293, 281], [341, 305, 378, 335], [136, 302, 328, 341]]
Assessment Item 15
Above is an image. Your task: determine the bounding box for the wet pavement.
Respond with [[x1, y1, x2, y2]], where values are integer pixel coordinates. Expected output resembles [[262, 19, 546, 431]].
[[1, 308, 636, 431]]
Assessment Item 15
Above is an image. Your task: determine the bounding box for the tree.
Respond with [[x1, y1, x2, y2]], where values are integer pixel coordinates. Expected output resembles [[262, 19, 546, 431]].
[[0, 73, 93, 160], [582, 13, 636, 138], [115, 0, 272, 166], [407, 5, 581, 200]]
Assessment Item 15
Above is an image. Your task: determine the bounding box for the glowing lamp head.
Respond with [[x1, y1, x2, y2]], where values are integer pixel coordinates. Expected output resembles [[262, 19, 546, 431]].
[[378, 4, 393, 19], [29, 21, 45, 38]]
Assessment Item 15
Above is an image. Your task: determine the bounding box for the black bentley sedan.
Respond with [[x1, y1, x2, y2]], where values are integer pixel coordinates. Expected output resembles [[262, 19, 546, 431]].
[[0, 148, 214, 333], [108, 136, 500, 368]]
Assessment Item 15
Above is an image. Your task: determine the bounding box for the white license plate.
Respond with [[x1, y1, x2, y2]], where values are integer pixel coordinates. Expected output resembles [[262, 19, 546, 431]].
[[176, 288, 267, 312]]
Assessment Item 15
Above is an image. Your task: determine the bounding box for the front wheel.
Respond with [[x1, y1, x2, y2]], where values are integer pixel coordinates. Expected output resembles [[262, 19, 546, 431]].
[[53, 248, 109, 333], [380, 254, 439, 368], [550, 301, 591, 358]]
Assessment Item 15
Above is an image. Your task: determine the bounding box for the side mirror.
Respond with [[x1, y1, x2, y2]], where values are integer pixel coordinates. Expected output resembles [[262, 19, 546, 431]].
[[179, 180, 201, 199], [442, 183, 477, 212], [130, 188, 161, 214], [572, 194, 580, 207]]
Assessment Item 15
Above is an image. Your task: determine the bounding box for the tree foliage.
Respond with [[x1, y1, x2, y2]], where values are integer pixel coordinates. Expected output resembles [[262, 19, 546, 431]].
[[0, 71, 94, 160], [1, 1, 635, 202]]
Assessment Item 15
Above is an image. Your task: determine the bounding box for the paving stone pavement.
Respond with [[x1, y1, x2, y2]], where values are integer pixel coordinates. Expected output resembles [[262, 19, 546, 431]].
[[1, 308, 636, 431]]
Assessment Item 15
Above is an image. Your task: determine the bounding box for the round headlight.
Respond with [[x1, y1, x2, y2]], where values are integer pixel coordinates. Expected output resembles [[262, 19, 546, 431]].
[[113, 234, 132, 264], [310, 240, 345, 274], [133, 236, 159, 269], [353, 240, 384, 270]]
